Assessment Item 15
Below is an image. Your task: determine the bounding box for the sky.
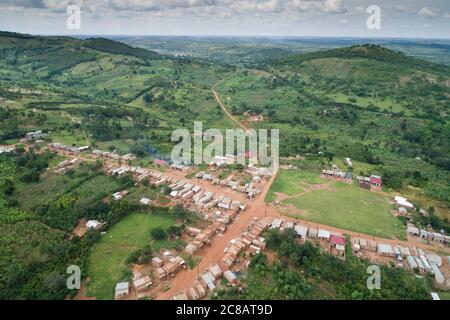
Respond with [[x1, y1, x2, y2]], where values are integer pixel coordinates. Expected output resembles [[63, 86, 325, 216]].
[[0, 0, 449, 38]]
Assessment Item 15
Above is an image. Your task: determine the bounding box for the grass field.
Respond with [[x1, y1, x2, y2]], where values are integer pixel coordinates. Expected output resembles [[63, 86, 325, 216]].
[[266, 169, 324, 202], [86, 213, 175, 300], [284, 182, 405, 240]]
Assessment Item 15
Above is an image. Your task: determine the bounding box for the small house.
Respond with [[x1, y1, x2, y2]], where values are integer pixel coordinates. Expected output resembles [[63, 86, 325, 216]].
[[377, 244, 395, 257], [407, 226, 419, 237], [318, 229, 331, 241], [140, 198, 152, 206], [133, 276, 152, 292], [114, 282, 129, 299], [223, 270, 237, 284], [86, 220, 102, 230]]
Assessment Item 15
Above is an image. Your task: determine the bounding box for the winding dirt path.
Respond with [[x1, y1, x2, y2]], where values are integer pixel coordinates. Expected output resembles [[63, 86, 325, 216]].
[[212, 78, 248, 132]]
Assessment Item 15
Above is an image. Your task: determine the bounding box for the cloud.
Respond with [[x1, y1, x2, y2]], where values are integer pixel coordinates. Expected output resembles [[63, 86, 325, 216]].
[[0, 0, 47, 8], [418, 7, 438, 19], [443, 12, 450, 19], [323, 0, 346, 14]]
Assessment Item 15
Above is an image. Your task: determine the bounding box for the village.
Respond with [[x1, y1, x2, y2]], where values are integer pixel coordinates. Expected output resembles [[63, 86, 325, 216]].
[[4, 132, 450, 301]]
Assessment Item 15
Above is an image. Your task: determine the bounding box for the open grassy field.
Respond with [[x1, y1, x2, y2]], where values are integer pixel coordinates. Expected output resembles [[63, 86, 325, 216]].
[[266, 169, 323, 202], [283, 182, 405, 240], [86, 213, 175, 299]]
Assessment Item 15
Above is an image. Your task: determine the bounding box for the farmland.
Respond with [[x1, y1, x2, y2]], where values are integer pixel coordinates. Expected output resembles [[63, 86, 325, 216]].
[[86, 213, 175, 300]]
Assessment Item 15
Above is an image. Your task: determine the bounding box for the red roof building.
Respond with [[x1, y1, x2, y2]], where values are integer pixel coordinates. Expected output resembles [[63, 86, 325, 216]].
[[370, 175, 382, 187], [330, 235, 346, 246]]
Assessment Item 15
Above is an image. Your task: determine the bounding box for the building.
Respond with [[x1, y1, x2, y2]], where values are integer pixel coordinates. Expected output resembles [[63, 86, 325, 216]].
[[330, 235, 346, 256], [377, 244, 395, 257], [407, 226, 420, 237], [370, 175, 382, 188], [294, 225, 308, 240], [86, 220, 102, 230], [223, 270, 237, 284], [115, 282, 129, 299], [133, 276, 152, 292], [140, 197, 152, 206], [318, 229, 331, 241], [394, 196, 414, 209]]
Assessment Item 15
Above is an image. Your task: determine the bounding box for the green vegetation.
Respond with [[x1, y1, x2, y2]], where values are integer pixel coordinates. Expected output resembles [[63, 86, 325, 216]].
[[216, 230, 435, 300], [86, 212, 175, 299], [266, 169, 323, 202], [284, 182, 405, 239]]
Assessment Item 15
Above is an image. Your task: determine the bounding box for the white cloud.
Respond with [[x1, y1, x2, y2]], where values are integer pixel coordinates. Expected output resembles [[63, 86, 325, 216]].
[[443, 12, 450, 19], [323, 0, 346, 14], [418, 7, 438, 19]]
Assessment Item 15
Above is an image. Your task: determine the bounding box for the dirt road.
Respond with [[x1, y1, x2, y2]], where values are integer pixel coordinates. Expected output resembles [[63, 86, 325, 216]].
[[156, 162, 279, 300], [212, 79, 248, 132]]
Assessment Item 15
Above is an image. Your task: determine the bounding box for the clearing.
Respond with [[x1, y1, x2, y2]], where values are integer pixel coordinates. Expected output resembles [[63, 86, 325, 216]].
[[86, 212, 175, 300]]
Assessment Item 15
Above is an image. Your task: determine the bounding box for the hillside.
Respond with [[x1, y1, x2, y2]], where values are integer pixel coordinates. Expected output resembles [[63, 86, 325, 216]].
[[214, 45, 450, 207]]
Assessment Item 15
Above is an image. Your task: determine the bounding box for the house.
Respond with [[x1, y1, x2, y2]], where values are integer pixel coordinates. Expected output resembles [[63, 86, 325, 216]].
[[270, 219, 283, 230], [432, 232, 445, 243], [113, 191, 128, 201], [114, 282, 129, 299], [377, 244, 395, 257], [330, 235, 346, 252], [140, 198, 152, 206], [345, 158, 353, 167], [407, 256, 418, 270], [370, 175, 382, 188], [394, 196, 414, 209], [308, 228, 318, 239], [173, 292, 188, 300], [294, 225, 308, 240], [209, 264, 223, 280], [430, 264, 445, 285], [223, 270, 237, 284], [407, 226, 420, 237], [420, 229, 429, 239], [398, 207, 408, 216], [318, 229, 331, 241], [431, 292, 441, 301], [151, 257, 163, 268], [86, 220, 102, 230], [133, 276, 152, 292]]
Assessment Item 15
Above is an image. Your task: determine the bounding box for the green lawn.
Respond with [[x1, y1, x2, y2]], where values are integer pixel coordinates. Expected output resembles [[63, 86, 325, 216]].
[[86, 213, 175, 299], [284, 182, 405, 240], [266, 169, 324, 202]]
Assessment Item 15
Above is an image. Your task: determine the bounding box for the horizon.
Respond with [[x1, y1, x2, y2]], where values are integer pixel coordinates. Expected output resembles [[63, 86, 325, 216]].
[[0, 1, 449, 39], [3, 30, 450, 41]]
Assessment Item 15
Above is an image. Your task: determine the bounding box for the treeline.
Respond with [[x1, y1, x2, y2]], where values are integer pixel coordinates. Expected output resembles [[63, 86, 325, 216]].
[[216, 230, 433, 300]]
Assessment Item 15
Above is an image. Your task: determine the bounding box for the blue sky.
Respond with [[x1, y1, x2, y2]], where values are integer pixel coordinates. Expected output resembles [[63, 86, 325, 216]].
[[0, 0, 449, 38]]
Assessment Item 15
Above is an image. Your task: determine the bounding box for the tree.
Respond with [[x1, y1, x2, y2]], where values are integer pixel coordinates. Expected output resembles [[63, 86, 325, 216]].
[[151, 227, 167, 240]]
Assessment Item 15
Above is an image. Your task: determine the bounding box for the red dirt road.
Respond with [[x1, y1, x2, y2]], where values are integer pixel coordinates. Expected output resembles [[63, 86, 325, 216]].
[[156, 163, 279, 299]]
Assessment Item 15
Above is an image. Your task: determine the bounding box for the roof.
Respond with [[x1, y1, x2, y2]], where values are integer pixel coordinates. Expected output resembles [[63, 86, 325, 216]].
[[431, 292, 440, 300], [318, 229, 331, 239], [330, 235, 346, 246], [115, 282, 129, 294], [378, 244, 394, 254]]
